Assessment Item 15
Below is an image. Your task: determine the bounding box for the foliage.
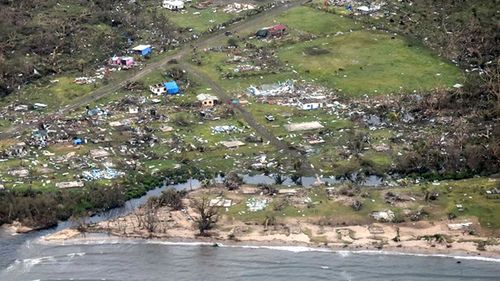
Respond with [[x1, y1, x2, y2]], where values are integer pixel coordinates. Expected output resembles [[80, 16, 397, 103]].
[[192, 196, 218, 236]]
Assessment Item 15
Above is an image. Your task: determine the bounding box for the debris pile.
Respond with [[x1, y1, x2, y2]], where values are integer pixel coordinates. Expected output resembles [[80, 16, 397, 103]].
[[246, 198, 268, 212]]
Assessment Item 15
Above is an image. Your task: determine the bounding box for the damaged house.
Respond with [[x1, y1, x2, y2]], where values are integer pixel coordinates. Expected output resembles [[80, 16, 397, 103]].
[[297, 97, 326, 110], [197, 93, 218, 107], [109, 56, 135, 68], [162, 0, 185, 10], [149, 81, 180, 95], [256, 24, 287, 38], [131, 44, 152, 57]]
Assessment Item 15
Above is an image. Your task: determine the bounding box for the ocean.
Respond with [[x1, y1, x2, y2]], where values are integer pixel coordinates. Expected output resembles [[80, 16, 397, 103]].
[[1, 236, 499, 281], [1, 178, 499, 281]]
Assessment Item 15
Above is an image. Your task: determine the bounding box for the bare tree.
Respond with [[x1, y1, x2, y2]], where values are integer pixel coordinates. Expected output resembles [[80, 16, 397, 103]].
[[192, 196, 218, 236]]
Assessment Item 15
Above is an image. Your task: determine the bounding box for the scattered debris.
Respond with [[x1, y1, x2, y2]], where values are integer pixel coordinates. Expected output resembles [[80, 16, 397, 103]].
[[209, 197, 233, 207], [448, 222, 473, 231], [220, 140, 246, 149], [82, 168, 124, 180], [285, 121, 324, 132], [246, 198, 268, 212], [55, 181, 85, 189], [371, 210, 395, 222]]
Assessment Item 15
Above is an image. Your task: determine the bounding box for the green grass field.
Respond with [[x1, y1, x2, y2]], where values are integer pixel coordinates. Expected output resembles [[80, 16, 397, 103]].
[[277, 6, 362, 35], [161, 4, 234, 33], [193, 5, 463, 97], [278, 30, 463, 95]]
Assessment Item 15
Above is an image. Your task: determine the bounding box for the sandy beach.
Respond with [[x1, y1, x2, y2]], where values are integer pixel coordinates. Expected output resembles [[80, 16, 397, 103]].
[[43, 196, 500, 259]]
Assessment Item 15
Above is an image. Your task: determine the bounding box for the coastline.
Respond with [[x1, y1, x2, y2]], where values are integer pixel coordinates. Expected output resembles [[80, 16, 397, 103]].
[[42, 219, 500, 261], [41, 187, 500, 261], [41, 231, 500, 262]]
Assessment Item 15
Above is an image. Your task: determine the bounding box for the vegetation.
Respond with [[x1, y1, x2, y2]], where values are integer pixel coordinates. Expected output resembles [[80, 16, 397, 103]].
[[192, 196, 219, 236], [0, 0, 182, 98]]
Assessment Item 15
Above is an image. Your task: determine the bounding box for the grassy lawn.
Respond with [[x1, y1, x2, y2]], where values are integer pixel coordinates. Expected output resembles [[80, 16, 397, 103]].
[[278, 31, 463, 96], [421, 178, 500, 230], [277, 6, 362, 35], [161, 3, 234, 33]]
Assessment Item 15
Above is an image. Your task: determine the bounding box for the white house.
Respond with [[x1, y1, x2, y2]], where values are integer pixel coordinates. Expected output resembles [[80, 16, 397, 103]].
[[163, 0, 184, 10], [196, 93, 219, 107], [149, 83, 167, 95], [297, 98, 325, 110]]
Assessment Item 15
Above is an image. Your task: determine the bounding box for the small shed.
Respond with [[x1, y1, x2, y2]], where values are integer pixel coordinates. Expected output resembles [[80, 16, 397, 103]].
[[163, 0, 184, 10], [220, 140, 245, 149], [298, 99, 325, 110], [109, 56, 135, 68], [164, 81, 180, 95], [131, 44, 152, 56], [150, 83, 167, 95], [268, 24, 287, 37], [197, 93, 218, 107]]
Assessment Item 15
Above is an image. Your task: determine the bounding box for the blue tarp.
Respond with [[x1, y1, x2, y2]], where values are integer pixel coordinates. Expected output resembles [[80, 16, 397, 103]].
[[140, 47, 151, 56], [163, 81, 180, 95], [73, 138, 83, 145]]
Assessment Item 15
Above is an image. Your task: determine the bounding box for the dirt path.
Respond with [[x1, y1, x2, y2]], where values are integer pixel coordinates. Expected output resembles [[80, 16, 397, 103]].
[[0, 1, 305, 140], [0, 0, 318, 176]]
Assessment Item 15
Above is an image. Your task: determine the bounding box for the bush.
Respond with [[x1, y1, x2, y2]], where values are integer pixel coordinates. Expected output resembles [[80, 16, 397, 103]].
[[159, 188, 185, 210], [224, 172, 242, 190]]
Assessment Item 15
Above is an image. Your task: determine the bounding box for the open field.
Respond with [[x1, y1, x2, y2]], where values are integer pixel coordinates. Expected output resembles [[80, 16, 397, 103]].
[[278, 31, 462, 95]]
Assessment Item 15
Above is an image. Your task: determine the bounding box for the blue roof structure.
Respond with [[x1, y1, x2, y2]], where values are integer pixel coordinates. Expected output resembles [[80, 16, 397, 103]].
[[131, 44, 152, 56], [163, 81, 180, 95]]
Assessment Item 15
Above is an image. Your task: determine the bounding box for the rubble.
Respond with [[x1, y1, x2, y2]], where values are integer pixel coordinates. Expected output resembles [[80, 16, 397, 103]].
[[223, 3, 255, 14], [209, 197, 233, 207], [8, 169, 29, 178], [220, 140, 246, 149], [82, 168, 124, 180], [284, 121, 324, 132], [55, 181, 85, 189], [89, 149, 111, 158], [248, 80, 295, 96], [447, 222, 473, 231], [371, 210, 395, 222], [211, 125, 242, 134], [246, 198, 268, 212]]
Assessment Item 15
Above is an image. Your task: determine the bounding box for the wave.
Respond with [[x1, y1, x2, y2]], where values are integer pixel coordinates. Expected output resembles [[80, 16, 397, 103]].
[[225, 244, 332, 253], [67, 252, 86, 258], [37, 236, 500, 263], [6, 256, 57, 273], [4, 252, 87, 274], [332, 249, 500, 263]]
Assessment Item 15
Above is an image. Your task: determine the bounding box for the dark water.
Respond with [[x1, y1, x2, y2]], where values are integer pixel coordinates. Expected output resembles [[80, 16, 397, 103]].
[[1, 237, 499, 281], [1, 177, 499, 280]]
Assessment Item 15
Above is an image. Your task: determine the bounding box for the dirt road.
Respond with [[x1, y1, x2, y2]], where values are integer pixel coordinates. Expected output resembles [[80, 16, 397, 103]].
[[0, 1, 304, 140], [0, 0, 317, 175], [181, 63, 317, 175]]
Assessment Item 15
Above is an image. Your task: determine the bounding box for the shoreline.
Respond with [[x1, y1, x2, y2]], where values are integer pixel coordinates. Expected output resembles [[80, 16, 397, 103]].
[[41, 231, 500, 262], [42, 227, 500, 261], [41, 187, 500, 261]]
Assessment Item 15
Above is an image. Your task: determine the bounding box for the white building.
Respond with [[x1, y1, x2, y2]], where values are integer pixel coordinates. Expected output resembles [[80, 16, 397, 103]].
[[163, 0, 185, 10], [297, 97, 326, 110], [196, 93, 219, 107], [149, 83, 167, 95]]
